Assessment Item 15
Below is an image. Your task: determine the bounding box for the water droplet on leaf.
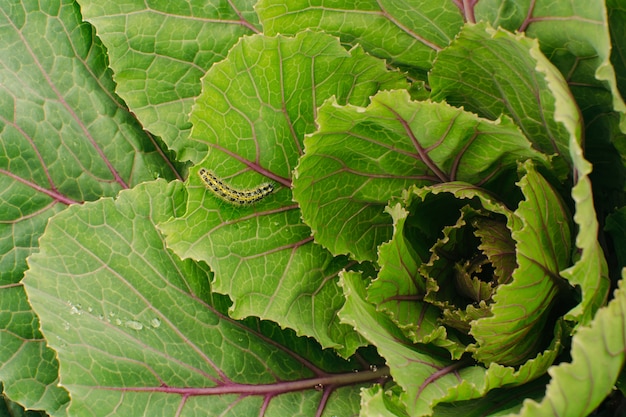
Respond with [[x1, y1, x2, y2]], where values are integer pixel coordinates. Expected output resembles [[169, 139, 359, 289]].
[[124, 320, 143, 330], [69, 303, 83, 315]]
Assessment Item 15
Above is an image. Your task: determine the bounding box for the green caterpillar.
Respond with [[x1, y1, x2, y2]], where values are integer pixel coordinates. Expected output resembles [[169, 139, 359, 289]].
[[198, 168, 274, 205]]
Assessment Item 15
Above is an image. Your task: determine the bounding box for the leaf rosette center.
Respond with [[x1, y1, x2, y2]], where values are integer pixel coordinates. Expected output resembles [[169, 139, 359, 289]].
[[377, 162, 577, 366], [421, 202, 517, 334]]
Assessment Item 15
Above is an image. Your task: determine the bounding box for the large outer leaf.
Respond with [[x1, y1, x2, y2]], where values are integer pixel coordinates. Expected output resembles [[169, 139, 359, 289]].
[[256, 0, 463, 80], [0, 0, 178, 412], [508, 275, 626, 417], [474, 0, 626, 128], [293, 89, 549, 262], [76, 0, 261, 163], [257, 0, 626, 131], [160, 31, 407, 357], [476, 1, 626, 230], [429, 23, 575, 178], [257, 1, 626, 134], [537, 27, 611, 325], [24, 180, 388, 417]]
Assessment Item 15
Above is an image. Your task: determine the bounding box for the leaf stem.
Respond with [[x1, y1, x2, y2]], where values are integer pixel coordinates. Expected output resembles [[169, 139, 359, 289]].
[[102, 365, 391, 397]]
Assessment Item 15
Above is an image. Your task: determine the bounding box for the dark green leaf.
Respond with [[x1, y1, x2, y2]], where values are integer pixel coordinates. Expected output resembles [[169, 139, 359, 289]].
[[257, 0, 463, 80], [24, 180, 385, 416], [430, 23, 576, 177], [76, 0, 261, 163], [0, 1, 178, 412]]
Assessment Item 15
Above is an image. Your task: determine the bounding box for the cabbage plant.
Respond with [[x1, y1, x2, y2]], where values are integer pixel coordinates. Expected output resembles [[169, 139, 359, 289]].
[[1, 1, 626, 417]]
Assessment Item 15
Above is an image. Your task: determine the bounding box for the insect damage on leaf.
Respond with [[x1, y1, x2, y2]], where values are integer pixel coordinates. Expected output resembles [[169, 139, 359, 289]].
[[198, 168, 274, 205]]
